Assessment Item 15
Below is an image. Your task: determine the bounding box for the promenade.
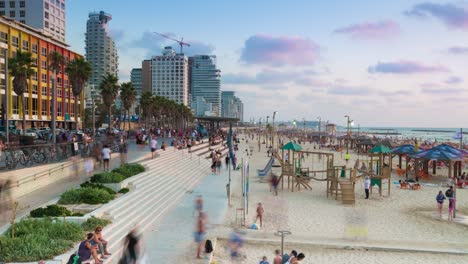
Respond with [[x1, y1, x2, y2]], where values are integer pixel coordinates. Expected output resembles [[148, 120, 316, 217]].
[[0, 141, 150, 231]]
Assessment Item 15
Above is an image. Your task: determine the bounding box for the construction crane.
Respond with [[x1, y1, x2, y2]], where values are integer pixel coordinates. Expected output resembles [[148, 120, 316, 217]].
[[153, 32, 191, 54]]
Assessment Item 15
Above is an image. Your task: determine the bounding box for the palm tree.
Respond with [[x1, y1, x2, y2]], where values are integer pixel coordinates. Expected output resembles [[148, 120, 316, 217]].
[[119, 82, 137, 131], [99, 74, 120, 129], [66, 57, 92, 130], [140, 91, 153, 128], [48, 51, 64, 142], [8, 49, 34, 135]]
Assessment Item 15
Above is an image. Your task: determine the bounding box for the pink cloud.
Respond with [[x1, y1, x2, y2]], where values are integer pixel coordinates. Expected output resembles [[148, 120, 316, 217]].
[[368, 60, 449, 74], [334, 20, 400, 39], [240, 34, 319, 66], [406, 2, 468, 30]]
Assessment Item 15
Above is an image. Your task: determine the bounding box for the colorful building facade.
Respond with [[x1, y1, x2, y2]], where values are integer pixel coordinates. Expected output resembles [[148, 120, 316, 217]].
[[0, 16, 83, 129]]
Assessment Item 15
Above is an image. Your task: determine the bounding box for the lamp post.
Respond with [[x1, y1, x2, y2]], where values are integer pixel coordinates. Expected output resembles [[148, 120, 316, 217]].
[[2, 43, 9, 144], [317, 116, 321, 144], [345, 115, 353, 154], [272, 111, 277, 149]]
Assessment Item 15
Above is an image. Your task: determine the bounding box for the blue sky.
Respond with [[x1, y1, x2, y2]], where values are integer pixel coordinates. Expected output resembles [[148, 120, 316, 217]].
[[67, 0, 468, 127]]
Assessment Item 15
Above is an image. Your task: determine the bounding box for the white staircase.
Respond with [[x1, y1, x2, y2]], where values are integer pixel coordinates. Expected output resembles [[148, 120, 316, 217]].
[[53, 147, 212, 264]]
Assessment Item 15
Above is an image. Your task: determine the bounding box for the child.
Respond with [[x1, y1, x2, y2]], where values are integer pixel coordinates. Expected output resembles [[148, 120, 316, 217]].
[[259, 256, 269, 264], [256, 203, 264, 228]]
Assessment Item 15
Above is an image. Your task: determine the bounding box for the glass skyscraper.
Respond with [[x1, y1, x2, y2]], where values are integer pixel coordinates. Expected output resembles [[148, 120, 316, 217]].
[[190, 55, 221, 117]]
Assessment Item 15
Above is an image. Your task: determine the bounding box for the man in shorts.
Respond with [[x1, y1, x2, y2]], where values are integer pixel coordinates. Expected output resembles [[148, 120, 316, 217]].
[[150, 135, 157, 159], [101, 145, 111, 171]]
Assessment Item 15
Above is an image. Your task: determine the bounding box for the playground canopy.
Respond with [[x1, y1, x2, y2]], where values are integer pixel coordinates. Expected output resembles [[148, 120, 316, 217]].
[[410, 148, 463, 161], [281, 142, 303, 151], [369, 144, 392, 154], [392, 144, 418, 155], [432, 144, 467, 157]]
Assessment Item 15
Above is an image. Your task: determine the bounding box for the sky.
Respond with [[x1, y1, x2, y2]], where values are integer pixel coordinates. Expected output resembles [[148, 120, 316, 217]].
[[66, 0, 468, 127]]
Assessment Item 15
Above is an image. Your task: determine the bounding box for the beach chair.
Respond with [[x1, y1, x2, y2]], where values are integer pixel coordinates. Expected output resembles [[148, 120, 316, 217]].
[[397, 168, 405, 177]]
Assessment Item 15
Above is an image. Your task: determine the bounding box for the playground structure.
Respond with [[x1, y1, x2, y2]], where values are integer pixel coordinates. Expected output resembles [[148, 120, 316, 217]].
[[358, 152, 392, 197]]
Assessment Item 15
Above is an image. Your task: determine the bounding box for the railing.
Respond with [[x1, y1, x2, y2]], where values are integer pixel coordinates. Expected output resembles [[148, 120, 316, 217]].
[[0, 140, 120, 170]]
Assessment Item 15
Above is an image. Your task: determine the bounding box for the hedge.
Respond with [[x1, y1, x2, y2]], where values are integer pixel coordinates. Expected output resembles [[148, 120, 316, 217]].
[[30, 205, 83, 218], [58, 187, 114, 205], [91, 164, 145, 184], [80, 181, 117, 194], [0, 217, 110, 262]]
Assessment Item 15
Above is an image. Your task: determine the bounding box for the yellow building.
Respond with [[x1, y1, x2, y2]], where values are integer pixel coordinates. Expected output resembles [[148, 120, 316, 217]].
[[0, 16, 83, 130]]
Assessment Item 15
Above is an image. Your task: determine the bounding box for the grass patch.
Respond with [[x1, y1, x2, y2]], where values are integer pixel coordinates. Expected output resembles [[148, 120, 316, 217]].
[[30, 205, 83, 218], [0, 217, 110, 262], [91, 163, 145, 184], [118, 188, 130, 194], [80, 181, 117, 194], [58, 187, 114, 205]]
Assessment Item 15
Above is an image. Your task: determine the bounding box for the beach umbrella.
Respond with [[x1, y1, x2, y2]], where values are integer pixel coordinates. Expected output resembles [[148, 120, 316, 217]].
[[410, 148, 463, 161], [369, 144, 392, 154], [281, 141, 303, 151], [433, 144, 468, 156], [391, 144, 417, 155]]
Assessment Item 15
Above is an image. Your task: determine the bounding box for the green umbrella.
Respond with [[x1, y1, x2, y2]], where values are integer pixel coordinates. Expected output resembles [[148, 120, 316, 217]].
[[281, 141, 303, 151], [369, 144, 392, 154]]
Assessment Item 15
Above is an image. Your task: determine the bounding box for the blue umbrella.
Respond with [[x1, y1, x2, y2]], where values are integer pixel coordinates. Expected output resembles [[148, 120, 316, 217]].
[[433, 144, 467, 157], [392, 144, 417, 155], [411, 148, 463, 161]]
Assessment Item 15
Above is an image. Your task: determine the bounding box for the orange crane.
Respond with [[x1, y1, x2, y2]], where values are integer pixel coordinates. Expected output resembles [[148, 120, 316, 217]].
[[153, 32, 191, 54]]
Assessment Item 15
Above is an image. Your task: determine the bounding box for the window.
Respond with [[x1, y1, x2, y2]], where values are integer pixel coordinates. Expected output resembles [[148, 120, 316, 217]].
[[9, 10, 15, 17], [41, 100, 46, 115], [57, 78, 62, 86], [20, 10, 25, 17], [20, 1, 25, 8], [32, 44, 37, 54], [0, 11, 5, 16], [0, 2, 4, 8], [0, 32, 7, 44], [22, 40, 28, 51], [44, 12, 48, 19], [41, 47, 47, 56], [32, 98, 38, 115], [32, 71, 38, 81], [41, 86, 47, 96], [45, 2, 48, 9], [32, 84, 38, 94], [32, 57, 37, 67], [11, 36, 18, 47], [41, 73, 47, 83], [9, 1, 14, 8], [20, 20, 25, 24], [64, 79, 68, 88], [57, 103, 62, 116], [57, 89, 62, 97], [44, 21, 49, 28], [41, 60, 46, 69]]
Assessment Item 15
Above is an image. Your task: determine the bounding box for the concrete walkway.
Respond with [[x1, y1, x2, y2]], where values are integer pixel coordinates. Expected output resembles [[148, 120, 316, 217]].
[[142, 166, 236, 263], [0, 141, 150, 231]]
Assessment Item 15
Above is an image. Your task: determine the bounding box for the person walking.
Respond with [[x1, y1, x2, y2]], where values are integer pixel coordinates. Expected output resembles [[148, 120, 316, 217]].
[[101, 145, 111, 171], [445, 186, 455, 221], [256, 203, 264, 228], [364, 176, 371, 199], [225, 155, 230, 170], [273, 249, 282, 264], [150, 136, 157, 159], [195, 212, 207, 259], [436, 190, 446, 218]]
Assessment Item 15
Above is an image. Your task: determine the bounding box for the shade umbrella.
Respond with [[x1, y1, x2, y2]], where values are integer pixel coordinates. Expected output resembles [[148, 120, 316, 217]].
[[281, 141, 303, 151], [411, 148, 463, 178], [392, 144, 417, 155], [433, 144, 468, 157], [369, 144, 392, 154]]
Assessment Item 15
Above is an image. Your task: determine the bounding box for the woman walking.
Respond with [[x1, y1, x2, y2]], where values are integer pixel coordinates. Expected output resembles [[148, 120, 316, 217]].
[[436, 191, 446, 218]]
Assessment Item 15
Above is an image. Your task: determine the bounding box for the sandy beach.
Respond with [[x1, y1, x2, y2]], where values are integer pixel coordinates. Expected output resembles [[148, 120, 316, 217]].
[[208, 134, 468, 264]]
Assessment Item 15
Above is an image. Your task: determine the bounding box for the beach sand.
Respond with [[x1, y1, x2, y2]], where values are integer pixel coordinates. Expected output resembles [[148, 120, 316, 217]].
[[209, 135, 468, 264]]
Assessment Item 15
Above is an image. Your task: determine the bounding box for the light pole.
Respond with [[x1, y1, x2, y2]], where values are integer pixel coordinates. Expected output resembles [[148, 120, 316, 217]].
[[272, 111, 277, 149], [317, 116, 322, 143], [344, 115, 353, 154], [2, 43, 9, 144], [303, 118, 306, 131]]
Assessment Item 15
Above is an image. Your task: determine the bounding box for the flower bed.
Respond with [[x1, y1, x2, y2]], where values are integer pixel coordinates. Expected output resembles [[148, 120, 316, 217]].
[[0, 217, 110, 262]]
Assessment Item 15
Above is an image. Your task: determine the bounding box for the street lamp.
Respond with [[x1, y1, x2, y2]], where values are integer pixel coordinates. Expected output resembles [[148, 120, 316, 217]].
[[1, 43, 9, 144], [317, 117, 322, 143], [272, 111, 277, 149], [344, 115, 353, 154]]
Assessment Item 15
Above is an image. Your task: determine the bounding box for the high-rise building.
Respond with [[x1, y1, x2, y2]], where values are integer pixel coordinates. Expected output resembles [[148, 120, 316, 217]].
[[151, 46, 189, 106], [85, 11, 118, 97], [0, 16, 83, 129], [221, 91, 243, 122], [130, 68, 142, 98], [141, 59, 152, 94], [0, 0, 66, 42], [189, 55, 221, 117]]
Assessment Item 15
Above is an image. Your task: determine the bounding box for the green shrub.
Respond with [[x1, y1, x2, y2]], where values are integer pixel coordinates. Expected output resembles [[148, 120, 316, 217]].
[[118, 188, 130, 194], [90, 172, 126, 183], [30, 205, 72, 218], [81, 216, 111, 232], [113, 163, 145, 178], [80, 181, 116, 194], [58, 187, 114, 205], [0, 218, 84, 262]]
